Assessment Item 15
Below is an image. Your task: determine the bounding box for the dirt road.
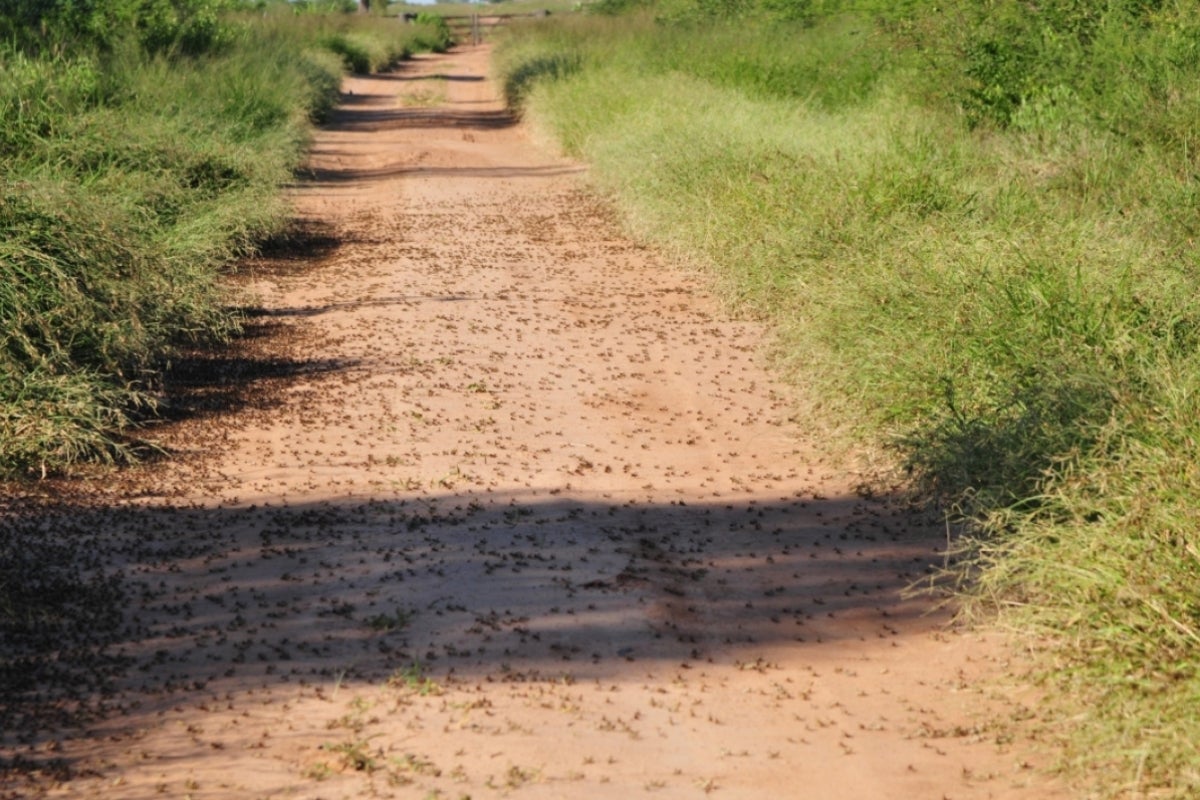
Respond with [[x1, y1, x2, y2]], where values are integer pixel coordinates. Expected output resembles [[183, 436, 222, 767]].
[[2, 46, 1066, 799]]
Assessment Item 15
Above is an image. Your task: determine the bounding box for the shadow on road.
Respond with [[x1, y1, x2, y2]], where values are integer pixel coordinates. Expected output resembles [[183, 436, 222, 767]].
[[299, 160, 584, 184], [0, 478, 946, 788], [326, 106, 515, 134]]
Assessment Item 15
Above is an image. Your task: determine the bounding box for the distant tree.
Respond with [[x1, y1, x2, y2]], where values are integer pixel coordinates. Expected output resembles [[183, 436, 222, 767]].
[[358, 0, 370, 10]]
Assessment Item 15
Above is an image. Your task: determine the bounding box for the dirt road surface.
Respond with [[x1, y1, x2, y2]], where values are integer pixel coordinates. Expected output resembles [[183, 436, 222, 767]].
[[1, 46, 1068, 800]]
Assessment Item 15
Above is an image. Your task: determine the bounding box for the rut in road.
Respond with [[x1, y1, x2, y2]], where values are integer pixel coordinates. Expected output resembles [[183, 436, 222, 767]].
[[1, 45, 1066, 800]]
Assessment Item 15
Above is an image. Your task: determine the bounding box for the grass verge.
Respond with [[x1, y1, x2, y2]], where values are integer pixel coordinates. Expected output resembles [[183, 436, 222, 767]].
[[494, 4, 1200, 796], [0, 3, 446, 475]]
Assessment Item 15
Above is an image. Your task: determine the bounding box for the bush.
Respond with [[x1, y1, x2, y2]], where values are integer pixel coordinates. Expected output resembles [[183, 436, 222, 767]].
[[321, 31, 381, 73], [414, 12, 454, 52], [0, 0, 242, 56]]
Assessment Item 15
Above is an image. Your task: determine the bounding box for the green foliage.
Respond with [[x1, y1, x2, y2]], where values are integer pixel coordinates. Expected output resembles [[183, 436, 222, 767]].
[[502, 52, 581, 108], [589, 0, 654, 16], [496, 3, 1200, 794], [0, 4, 440, 474], [291, 0, 359, 11], [316, 11, 452, 74], [321, 31, 384, 73], [0, 0, 242, 56], [414, 11, 453, 48]]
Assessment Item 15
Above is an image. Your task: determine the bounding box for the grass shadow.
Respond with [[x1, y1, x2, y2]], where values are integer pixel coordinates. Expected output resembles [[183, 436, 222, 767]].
[[244, 218, 344, 279], [157, 328, 353, 425]]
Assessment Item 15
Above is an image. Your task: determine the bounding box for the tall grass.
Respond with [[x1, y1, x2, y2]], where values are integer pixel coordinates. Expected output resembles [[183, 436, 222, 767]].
[[0, 4, 445, 475], [496, 4, 1200, 795]]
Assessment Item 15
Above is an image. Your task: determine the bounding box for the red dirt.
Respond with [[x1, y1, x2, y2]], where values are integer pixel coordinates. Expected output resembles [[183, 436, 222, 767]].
[[1, 45, 1069, 800]]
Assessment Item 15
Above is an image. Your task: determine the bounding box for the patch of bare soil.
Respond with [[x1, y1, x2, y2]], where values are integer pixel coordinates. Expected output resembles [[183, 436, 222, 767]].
[[1, 46, 1068, 799]]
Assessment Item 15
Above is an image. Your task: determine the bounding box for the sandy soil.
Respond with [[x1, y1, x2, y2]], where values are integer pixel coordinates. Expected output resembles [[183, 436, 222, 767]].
[[1, 46, 1069, 799]]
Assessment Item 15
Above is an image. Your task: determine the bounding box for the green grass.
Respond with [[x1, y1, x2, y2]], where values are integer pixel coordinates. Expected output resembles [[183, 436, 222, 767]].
[[495, 4, 1200, 796], [388, 660, 442, 696]]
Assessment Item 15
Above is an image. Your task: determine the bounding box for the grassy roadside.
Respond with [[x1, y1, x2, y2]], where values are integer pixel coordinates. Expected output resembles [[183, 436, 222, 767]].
[[0, 2, 449, 475], [494, 4, 1200, 796]]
